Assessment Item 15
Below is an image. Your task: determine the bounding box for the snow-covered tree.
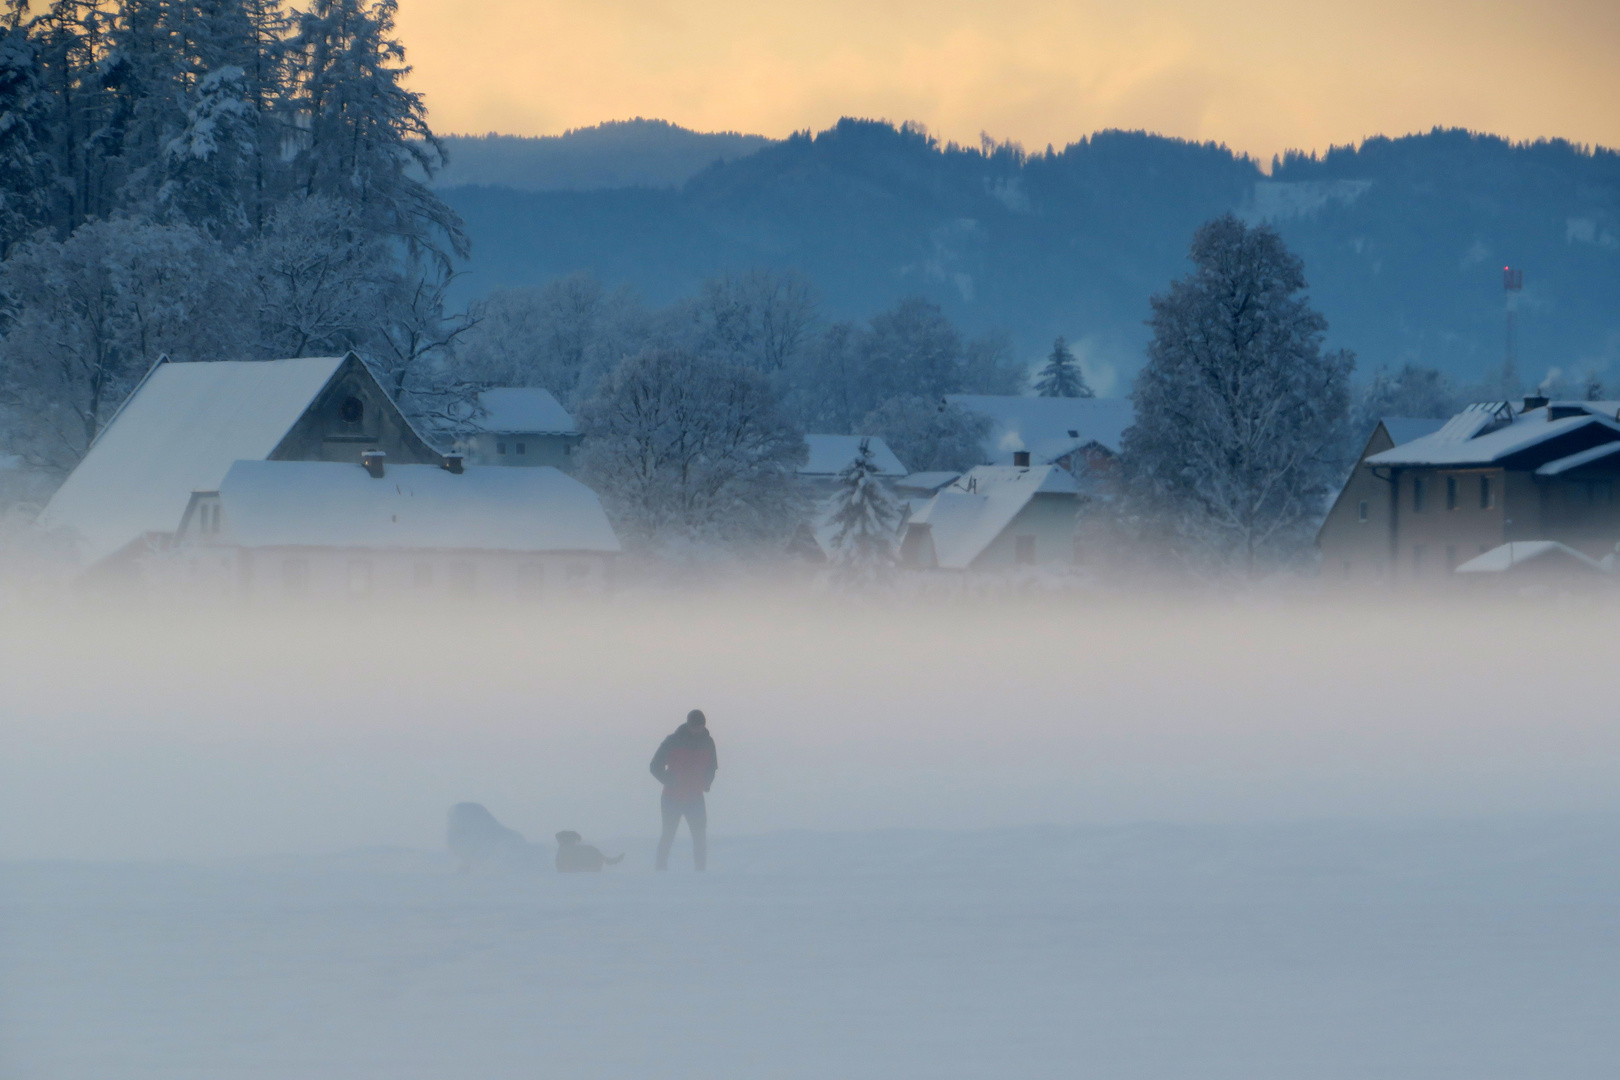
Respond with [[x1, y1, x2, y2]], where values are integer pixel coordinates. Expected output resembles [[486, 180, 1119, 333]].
[[246, 193, 389, 357], [0, 20, 53, 255], [860, 394, 987, 473], [1352, 363, 1458, 438], [286, 0, 463, 262], [1033, 335, 1092, 398], [367, 256, 481, 428], [1122, 214, 1352, 571], [825, 436, 904, 586], [453, 272, 646, 407], [576, 348, 806, 554], [691, 269, 817, 374], [159, 63, 257, 235], [0, 217, 248, 468]]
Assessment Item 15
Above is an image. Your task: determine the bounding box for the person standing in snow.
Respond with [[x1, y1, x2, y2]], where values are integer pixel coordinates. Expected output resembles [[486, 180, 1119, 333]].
[[650, 709, 718, 871]]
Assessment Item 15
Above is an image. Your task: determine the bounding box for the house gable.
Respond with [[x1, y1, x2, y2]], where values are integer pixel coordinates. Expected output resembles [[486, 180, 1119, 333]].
[[270, 353, 442, 465]]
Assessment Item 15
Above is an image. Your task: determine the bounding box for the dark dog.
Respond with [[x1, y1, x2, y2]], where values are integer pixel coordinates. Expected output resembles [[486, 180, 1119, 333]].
[[554, 831, 624, 872]]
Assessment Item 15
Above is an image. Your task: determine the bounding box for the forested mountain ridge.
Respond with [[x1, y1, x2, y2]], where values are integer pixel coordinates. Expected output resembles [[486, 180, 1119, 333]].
[[431, 121, 774, 191], [443, 120, 1620, 393]]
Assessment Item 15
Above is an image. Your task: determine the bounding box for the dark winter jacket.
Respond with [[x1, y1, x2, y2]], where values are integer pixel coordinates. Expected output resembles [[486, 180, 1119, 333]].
[[650, 724, 717, 799]]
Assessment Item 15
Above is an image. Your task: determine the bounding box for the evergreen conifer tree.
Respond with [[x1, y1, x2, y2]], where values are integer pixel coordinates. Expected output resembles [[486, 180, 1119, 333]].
[[1033, 335, 1091, 397], [0, 17, 53, 254], [287, 0, 463, 262], [826, 437, 904, 585]]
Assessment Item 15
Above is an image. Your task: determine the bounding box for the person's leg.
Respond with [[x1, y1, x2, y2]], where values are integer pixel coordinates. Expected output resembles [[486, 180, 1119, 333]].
[[656, 792, 680, 871], [687, 796, 707, 871]]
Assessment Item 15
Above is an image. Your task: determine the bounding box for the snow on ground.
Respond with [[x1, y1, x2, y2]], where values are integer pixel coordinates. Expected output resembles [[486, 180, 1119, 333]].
[[3, 595, 1620, 1077], [4, 820, 1618, 1080]]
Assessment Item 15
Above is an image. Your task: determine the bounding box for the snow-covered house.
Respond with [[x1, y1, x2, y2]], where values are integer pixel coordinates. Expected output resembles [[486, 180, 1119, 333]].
[[1331, 397, 1620, 581], [39, 354, 443, 570], [946, 394, 1134, 475], [899, 463, 1081, 571], [451, 388, 583, 471], [167, 458, 619, 604], [1317, 416, 1449, 581]]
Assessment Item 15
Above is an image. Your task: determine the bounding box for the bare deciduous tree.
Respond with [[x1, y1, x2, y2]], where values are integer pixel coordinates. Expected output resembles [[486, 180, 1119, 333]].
[[575, 348, 806, 555]]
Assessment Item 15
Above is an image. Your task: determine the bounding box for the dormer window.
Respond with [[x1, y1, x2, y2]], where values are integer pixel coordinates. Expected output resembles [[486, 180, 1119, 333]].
[[339, 396, 364, 425]]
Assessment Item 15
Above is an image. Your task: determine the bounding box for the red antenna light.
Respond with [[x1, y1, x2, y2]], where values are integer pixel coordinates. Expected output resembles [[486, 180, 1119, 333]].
[[1503, 267, 1523, 291]]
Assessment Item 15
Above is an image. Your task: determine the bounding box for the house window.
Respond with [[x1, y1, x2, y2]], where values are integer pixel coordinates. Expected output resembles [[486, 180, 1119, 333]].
[[1445, 476, 1458, 510], [1412, 478, 1426, 513], [1015, 535, 1037, 565], [339, 396, 364, 425], [348, 559, 372, 597], [448, 562, 476, 595], [413, 563, 433, 589], [1357, 500, 1369, 523], [1480, 476, 1494, 509], [282, 559, 309, 597], [516, 442, 526, 455], [1412, 545, 1425, 576], [496, 442, 507, 455]]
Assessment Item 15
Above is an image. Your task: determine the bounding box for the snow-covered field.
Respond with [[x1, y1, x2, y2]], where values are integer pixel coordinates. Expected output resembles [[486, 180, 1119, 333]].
[[3, 596, 1619, 1077], [4, 820, 1618, 1080]]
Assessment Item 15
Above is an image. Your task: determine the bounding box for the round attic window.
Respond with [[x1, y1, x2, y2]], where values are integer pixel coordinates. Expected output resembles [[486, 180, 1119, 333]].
[[339, 396, 364, 424]]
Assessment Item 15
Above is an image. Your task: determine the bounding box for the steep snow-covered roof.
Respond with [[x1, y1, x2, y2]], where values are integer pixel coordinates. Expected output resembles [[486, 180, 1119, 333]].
[[217, 461, 620, 553], [1368, 406, 1620, 467], [466, 388, 578, 435], [907, 464, 1078, 569], [1455, 541, 1603, 575], [946, 395, 1134, 466], [800, 435, 907, 477], [39, 357, 349, 564], [1380, 417, 1449, 446]]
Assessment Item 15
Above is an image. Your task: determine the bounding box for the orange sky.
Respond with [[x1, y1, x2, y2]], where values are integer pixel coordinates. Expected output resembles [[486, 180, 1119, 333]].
[[395, 0, 1620, 160]]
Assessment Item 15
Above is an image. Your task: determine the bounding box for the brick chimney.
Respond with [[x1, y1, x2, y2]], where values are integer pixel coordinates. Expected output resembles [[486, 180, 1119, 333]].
[[1012, 450, 1031, 467], [442, 454, 464, 475], [361, 450, 386, 478]]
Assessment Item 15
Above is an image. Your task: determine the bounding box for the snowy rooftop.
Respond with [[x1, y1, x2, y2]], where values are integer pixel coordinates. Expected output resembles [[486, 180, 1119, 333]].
[[465, 388, 578, 435], [217, 461, 620, 554], [1379, 417, 1448, 447], [908, 464, 1078, 569], [800, 435, 908, 477], [1455, 541, 1603, 575], [1368, 403, 1620, 467], [39, 356, 350, 564], [946, 394, 1134, 466]]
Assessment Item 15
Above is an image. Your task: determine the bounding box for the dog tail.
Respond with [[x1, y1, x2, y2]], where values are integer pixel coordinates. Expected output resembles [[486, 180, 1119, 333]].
[[603, 853, 624, 866]]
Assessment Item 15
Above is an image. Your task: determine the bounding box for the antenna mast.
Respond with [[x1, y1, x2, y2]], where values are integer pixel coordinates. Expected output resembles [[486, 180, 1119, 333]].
[[1503, 266, 1523, 397]]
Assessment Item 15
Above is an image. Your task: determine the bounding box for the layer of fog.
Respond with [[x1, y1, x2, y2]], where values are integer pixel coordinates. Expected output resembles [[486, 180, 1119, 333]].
[[3, 591, 1617, 862]]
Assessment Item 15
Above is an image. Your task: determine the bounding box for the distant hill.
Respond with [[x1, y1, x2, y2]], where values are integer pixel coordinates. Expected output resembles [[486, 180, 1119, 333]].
[[442, 120, 1620, 392], [431, 120, 775, 191]]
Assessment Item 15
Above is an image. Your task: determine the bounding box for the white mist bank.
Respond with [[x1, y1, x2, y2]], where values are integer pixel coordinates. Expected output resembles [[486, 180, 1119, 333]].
[[2, 592, 1617, 861]]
